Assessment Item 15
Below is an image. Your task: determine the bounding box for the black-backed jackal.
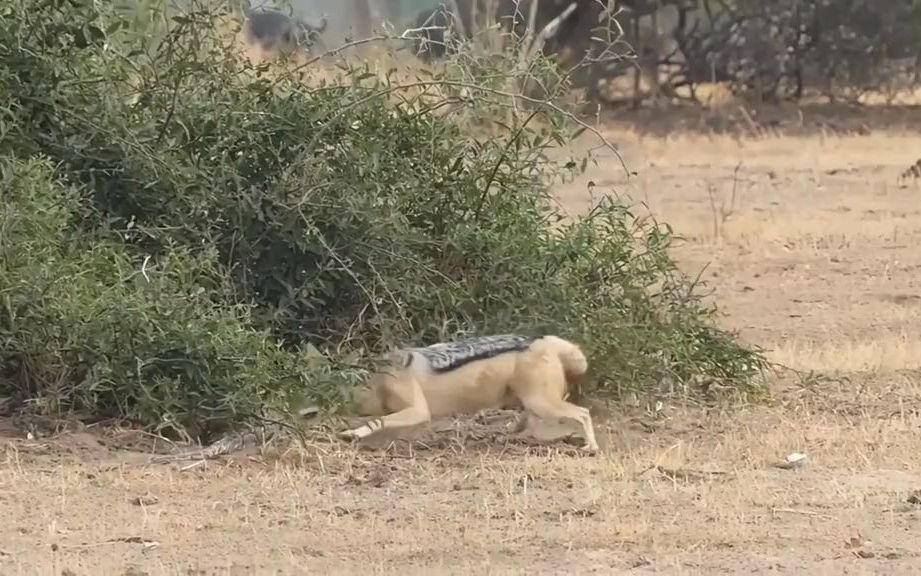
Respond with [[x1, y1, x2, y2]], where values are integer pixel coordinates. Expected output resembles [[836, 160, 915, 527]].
[[338, 334, 599, 454]]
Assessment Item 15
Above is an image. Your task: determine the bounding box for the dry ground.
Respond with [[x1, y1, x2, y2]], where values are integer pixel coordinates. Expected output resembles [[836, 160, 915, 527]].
[[4, 109, 921, 575]]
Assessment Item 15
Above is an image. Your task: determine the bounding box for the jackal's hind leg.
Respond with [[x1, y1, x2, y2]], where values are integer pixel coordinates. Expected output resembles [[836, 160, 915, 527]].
[[518, 395, 599, 454], [510, 411, 530, 434]]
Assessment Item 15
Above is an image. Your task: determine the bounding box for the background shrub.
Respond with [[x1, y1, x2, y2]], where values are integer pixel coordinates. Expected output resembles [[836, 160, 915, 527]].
[[0, 156, 348, 439], [0, 0, 767, 439]]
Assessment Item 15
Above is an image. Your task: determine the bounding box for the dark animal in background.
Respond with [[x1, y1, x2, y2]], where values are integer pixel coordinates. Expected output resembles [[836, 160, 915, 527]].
[[405, 0, 627, 101], [234, 2, 328, 56]]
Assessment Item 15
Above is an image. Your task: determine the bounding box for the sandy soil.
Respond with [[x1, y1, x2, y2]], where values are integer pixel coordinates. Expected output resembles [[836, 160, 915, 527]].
[[3, 108, 921, 575]]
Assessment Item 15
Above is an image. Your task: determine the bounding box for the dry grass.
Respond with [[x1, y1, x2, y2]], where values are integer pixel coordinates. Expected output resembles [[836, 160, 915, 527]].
[[3, 376, 921, 574], [5, 106, 921, 574], [768, 331, 921, 373], [557, 124, 921, 379]]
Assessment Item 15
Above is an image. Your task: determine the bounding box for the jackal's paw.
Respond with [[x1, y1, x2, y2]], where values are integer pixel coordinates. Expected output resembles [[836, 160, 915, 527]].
[[337, 429, 361, 441], [580, 443, 599, 456]]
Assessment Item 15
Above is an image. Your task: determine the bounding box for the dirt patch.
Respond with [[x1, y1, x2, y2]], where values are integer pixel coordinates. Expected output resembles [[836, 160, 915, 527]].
[[4, 114, 921, 575], [3, 377, 921, 575]]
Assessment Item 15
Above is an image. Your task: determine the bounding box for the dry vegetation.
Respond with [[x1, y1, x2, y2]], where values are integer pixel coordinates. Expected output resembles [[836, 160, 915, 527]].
[[2, 101, 921, 574]]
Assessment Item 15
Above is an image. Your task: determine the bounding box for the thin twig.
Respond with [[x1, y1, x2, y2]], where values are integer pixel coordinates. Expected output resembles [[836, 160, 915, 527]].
[[271, 34, 403, 85], [400, 25, 448, 40], [473, 107, 542, 220], [655, 465, 730, 481], [526, 3, 578, 62], [300, 215, 384, 323], [517, 0, 540, 69], [303, 78, 626, 177], [140, 255, 151, 283], [771, 507, 835, 519], [448, 0, 469, 39]]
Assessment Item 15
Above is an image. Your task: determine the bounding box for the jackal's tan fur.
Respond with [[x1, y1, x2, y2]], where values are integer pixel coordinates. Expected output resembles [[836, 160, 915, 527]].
[[338, 335, 599, 453]]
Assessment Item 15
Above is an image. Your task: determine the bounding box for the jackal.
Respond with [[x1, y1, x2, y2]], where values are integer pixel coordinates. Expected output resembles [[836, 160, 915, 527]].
[[338, 334, 599, 453]]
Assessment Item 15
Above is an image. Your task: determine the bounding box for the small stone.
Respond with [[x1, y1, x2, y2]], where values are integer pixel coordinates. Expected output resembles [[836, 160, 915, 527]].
[[130, 494, 159, 506], [774, 452, 808, 470]]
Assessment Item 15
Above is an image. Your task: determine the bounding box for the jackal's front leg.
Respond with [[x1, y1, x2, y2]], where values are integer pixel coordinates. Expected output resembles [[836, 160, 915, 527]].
[[337, 405, 432, 440], [338, 375, 431, 441]]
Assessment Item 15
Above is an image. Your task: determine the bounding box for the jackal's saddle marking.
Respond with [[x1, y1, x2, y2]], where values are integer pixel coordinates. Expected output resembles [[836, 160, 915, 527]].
[[405, 334, 536, 373]]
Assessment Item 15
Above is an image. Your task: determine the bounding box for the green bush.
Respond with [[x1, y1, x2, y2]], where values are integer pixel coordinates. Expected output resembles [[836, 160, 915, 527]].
[[0, 0, 767, 437], [0, 157, 349, 439]]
